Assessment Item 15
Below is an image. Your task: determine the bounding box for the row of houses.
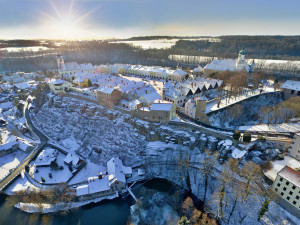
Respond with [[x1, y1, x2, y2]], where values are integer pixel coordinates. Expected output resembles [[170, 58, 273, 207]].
[[1, 72, 41, 84], [163, 77, 223, 106]]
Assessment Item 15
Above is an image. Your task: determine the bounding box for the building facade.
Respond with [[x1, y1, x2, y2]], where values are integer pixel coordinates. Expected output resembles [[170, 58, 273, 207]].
[[272, 166, 300, 217], [288, 133, 300, 161]]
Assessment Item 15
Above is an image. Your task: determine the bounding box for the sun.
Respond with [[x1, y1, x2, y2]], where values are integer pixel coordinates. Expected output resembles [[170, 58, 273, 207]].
[[40, 0, 96, 39]]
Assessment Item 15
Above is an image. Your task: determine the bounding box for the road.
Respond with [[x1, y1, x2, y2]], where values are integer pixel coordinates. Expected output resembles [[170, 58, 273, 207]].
[[0, 103, 48, 192]]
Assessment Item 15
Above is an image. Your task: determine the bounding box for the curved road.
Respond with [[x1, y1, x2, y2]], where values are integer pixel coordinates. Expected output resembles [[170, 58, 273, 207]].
[[0, 102, 48, 192]]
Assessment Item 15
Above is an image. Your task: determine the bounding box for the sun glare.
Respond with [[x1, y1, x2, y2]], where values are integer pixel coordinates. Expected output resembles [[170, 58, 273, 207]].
[[40, 0, 95, 39]]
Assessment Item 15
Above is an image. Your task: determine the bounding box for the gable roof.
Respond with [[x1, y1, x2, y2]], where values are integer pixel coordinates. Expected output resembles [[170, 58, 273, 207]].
[[278, 166, 300, 187], [281, 80, 300, 91]]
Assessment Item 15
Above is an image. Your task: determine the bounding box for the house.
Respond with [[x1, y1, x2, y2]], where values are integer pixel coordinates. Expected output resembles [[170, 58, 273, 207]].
[[76, 157, 132, 201], [139, 92, 161, 107], [119, 99, 143, 110], [288, 133, 300, 161], [49, 79, 73, 93], [184, 96, 210, 124], [73, 77, 90, 88], [34, 148, 58, 167], [64, 153, 80, 167], [281, 80, 300, 99], [148, 100, 176, 123], [203, 48, 253, 76], [96, 87, 122, 107], [192, 66, 203, 76], [0, 137, 18, 157], [272, 166, 300, 217]]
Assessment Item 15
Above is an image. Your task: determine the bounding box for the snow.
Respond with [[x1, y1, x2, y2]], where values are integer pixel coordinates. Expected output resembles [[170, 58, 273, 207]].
[[205, 87, 276, 113], [5, 175, 38, 194], [0, 102, 13, 111], [231, 148, 247, 159], [33, 148, 58, 167], [31, 152, 73, 184], [281, 80, 300, 91], [0, 150, 28, 181], [240, 122, 300, 133], [69, 160, 105, 185], [64, 153, 79, 166], [150, 101, 173, 111], [15, 192, 118, 213], [76, 176, 110, 196], [265, 155, 300, 181]]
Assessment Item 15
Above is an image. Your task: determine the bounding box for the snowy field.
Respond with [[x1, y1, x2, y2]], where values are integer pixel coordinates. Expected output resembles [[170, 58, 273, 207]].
[[265, 155, 300, 181], [0, 150, 28, 181], [240, 122, 300, 133]]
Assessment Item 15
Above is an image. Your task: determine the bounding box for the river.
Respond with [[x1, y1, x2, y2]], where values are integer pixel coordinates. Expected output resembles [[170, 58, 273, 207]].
[[0, 179, 179, 225]]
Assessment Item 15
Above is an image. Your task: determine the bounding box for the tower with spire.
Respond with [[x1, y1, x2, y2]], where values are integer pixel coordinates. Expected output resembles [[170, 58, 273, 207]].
[[56, 54, 64, 70], [236, 47, 246, 71]]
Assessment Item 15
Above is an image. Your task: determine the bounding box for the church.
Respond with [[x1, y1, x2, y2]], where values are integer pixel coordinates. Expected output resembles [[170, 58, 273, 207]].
[[203, 48, 255, 75], [56, 55, 95, 77]]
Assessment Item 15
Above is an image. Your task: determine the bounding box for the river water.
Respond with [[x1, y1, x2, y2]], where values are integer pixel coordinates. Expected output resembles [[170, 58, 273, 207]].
[[0, 179, 177, 225]]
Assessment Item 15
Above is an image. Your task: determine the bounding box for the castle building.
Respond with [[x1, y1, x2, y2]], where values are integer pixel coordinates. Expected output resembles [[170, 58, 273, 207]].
[[203, 48, 255, 75]]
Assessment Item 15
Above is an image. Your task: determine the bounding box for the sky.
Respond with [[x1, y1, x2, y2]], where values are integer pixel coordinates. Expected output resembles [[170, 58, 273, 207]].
[[0, 0, 299, 39]]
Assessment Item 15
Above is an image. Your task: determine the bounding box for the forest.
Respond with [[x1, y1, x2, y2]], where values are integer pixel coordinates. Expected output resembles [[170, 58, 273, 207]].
[[1, 36, 300, 73]]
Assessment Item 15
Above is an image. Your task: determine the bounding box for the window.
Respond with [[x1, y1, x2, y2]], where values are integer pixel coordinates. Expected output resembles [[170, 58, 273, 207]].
[[296, 196, 299, 200], [281, 192, 284, 196], [280, 178, 283, 182], [293, 201, 296, 205], [291, 90, 295, 94], [277, 183, 281, 187], [275, 188, 278, 192], [283, 187, 287, 191], [287, 196, 290, 200], [292, 186, 296, 190], [286, 182, 290, 185], [289, 191, 293, 195]]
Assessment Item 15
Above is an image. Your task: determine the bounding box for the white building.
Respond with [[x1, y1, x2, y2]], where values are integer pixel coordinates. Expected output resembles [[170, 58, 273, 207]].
[[76, 157, 132, 201], [272, 166, 300, 216], [288, 133, 300, 161], [56, 55, 95, 76], [281, 80, 300, 99], [64, 153, 80, 167], [34, 148, 58, 167], [49, 79, 73, 94], [203, 48, 253, 75]]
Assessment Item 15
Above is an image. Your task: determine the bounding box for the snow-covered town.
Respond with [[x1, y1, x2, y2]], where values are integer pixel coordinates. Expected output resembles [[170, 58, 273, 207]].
[[1, 45, 300, 225]]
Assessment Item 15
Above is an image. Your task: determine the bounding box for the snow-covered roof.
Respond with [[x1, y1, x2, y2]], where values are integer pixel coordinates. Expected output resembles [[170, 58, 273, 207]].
[[98, 87, 116, 94], [50, 79, 65, 85], [204, 59, 250, 72], [150, 100, 173, 111], [0, 137, 18, 151], [193, 66, 203, 73], [278, 166, 300, 188], [64, 153, 79, 166], [34, 148, 58, 167], [107, 157, 132, 184], [281, 80, 300, 91], [76, 176, 110, 197], [140, 92, 161, 103], [61, 62, 81, 71]]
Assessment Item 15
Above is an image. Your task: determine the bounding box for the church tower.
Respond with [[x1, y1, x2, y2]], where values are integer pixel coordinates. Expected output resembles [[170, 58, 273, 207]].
[[56, 55, 64, 70], [236, 47, 246, 71]]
